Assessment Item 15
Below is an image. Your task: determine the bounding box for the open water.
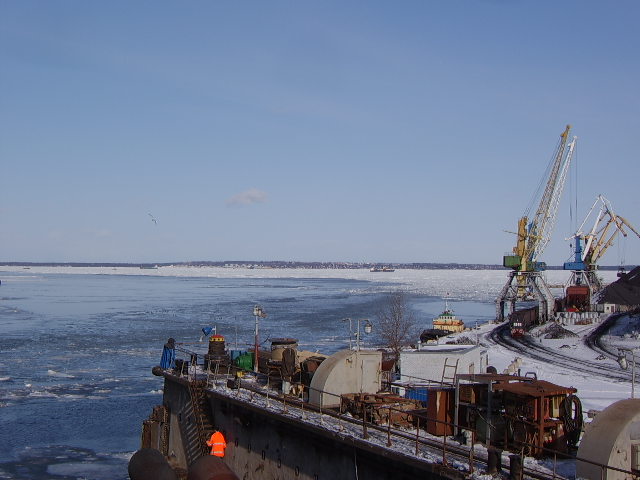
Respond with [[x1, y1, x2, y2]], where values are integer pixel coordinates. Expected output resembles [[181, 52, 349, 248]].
[[0, 268, 497, 479]]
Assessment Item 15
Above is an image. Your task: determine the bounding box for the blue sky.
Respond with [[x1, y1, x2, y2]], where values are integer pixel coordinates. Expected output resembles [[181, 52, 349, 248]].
[[1, 1, 639, 265]]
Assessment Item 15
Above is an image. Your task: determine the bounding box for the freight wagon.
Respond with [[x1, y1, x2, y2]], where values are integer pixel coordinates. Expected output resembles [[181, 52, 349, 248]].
[[509, 306, 538, 337]]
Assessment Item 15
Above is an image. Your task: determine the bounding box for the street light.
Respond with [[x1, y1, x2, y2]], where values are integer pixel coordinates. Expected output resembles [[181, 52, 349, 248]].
[[617, 348, 636, 399], [342, 318, 372, 350], [342, 318, 353, 350], [253, 305, 267, 373], [355, 319, 373, 351]]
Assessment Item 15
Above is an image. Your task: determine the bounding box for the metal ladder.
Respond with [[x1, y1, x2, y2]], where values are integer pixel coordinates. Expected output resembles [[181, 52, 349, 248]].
[[180, 380, 214, 463], [441, 358, 459, 385]]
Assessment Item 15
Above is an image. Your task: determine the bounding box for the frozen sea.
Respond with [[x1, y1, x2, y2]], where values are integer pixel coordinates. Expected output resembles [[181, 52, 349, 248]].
[[0, 266, 618, 479]]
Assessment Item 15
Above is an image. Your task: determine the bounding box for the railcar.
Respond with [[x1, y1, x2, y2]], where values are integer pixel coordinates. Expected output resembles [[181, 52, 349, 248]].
[[509, 306, 538, 337]]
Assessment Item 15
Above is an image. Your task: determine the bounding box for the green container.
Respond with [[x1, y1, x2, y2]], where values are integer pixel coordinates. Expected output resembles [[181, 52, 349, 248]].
[[503, 255, 522, 268], [235, 352, 254, 371]]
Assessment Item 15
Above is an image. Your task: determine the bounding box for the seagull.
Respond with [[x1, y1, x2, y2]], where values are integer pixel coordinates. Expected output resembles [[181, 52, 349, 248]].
[[148, 213, 158, 225]]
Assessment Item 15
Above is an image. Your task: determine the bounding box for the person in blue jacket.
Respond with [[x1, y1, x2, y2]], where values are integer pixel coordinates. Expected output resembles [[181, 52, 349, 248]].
[[160, 338, 176, 369]]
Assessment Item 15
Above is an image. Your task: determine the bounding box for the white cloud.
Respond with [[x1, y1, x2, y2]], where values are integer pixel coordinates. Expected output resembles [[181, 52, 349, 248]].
[[226, 188, 268, 207]]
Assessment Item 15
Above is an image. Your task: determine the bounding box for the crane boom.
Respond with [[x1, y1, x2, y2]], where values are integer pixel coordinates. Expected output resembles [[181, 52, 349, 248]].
[[530, 132, 576, 264], [565, 195, 640, 271], [503, 125, 576, 272], [497, 125, 577, 325]]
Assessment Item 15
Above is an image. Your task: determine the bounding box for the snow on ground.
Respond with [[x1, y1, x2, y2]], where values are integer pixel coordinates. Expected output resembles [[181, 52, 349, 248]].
[[529, 324, 634, 413], [468, 314, 638, 415]]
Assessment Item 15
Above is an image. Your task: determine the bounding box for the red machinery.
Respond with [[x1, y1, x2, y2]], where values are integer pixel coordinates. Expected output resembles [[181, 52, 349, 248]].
[[454, 374, 582, 457]]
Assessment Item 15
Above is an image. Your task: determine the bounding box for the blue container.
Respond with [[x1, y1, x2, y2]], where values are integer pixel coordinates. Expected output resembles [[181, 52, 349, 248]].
[[405, 388, 429, 407], [229, 349, 246, 361]]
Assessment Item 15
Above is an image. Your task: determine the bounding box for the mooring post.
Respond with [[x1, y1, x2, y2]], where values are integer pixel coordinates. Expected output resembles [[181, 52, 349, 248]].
[[266, 375, 270, 407], [442, 431, 447, 466], [509, 454, 523, 480], [487, 446, 502, 474], [362, 401, 369, 439], [468, 429, 475, 475]]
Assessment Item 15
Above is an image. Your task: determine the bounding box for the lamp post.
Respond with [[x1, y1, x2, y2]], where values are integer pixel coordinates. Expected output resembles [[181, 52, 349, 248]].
[[355, 319, 373, 351], [253, 305, 266, 373], [342, 318, 353, 350], [617, 348, 636, 399]]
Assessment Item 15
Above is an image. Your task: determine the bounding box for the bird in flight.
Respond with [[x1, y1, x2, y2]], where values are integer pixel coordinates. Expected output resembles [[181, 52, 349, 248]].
[[148, 213, 158, 225]]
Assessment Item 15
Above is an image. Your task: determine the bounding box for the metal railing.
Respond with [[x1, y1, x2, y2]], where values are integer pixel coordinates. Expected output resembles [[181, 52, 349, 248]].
[[165, 348, 637, 480]]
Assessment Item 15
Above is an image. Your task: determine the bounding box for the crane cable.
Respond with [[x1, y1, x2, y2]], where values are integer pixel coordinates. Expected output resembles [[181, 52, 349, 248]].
[[571, 142, 579, 235], [524, 134, 564, 218], [618, 234, 627, 269], [565, 141, 578, 261], [568, 142, 579, 262]]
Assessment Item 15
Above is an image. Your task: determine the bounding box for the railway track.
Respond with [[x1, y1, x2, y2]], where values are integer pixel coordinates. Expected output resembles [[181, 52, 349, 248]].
[[485, 320, 633, 383], [584, 312, 625, 357]]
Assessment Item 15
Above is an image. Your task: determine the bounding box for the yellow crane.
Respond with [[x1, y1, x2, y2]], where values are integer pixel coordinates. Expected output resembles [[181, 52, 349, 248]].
[[497, 125, 577, 323]]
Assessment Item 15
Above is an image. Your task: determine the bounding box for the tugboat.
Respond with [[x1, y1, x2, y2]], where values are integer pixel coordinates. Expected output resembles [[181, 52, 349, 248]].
[[432, 298, 465, 333]]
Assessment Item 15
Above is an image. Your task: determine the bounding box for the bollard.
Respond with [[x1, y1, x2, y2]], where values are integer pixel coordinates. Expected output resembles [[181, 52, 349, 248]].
[[509, 454, 523, 480], [362, 403, 369, 439], [487, 446, 502, 474]]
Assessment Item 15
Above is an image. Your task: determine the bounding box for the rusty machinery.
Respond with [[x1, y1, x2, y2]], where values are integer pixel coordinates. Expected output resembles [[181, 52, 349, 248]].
[[453, 374, 583, 457], [340, 393, 421, 428], [264, 338, 328, 395]]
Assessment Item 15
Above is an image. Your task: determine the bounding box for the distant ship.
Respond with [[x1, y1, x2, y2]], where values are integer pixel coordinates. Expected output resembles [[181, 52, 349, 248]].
[[140, 264, 159, 270], [370, 266, 395, 272]]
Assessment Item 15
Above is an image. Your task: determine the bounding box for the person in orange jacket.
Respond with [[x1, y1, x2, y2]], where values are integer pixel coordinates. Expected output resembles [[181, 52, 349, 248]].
[[206, 431, 226, 457]]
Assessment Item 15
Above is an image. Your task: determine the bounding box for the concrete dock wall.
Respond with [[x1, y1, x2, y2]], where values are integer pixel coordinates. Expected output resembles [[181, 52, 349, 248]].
[[160, 375, 464, 480]]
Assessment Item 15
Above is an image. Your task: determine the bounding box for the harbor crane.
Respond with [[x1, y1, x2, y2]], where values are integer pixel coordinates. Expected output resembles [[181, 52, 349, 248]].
[[563, 194, 640, 305], [496, 125, 577, 324]]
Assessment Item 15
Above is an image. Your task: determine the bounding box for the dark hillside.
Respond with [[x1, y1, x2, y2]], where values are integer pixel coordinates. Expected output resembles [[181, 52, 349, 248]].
[[599, 266, 640, 306]]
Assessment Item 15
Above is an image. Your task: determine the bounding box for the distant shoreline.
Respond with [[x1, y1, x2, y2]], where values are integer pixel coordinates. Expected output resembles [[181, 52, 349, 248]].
[[0, 261, 628, 271]]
